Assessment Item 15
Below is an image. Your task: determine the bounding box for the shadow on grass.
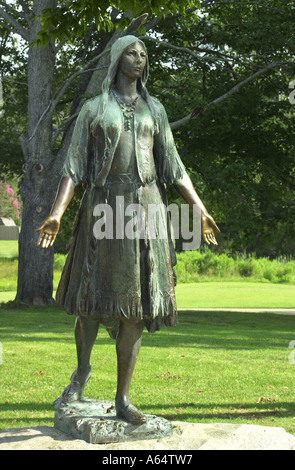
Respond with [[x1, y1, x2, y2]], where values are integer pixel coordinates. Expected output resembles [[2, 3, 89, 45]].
[[1, 305, 295, 350], [144, 401, 295, 421], [1, 400, 295, 429], [0, 402, 54, 436]]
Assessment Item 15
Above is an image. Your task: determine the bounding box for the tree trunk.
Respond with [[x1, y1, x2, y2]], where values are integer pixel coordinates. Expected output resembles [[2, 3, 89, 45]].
[[16, 0, 58, 306]]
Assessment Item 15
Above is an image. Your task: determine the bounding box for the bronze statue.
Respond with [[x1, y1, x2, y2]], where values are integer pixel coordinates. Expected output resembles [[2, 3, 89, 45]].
[[37, 36, 220, 425]]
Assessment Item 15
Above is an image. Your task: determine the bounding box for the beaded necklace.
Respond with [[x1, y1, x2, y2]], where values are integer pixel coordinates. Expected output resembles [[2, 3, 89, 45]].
[[112, 90, 139, 131]]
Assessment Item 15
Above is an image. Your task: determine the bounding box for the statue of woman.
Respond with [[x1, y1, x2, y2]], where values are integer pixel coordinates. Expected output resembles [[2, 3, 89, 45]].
[[37, 35, 220, 425]]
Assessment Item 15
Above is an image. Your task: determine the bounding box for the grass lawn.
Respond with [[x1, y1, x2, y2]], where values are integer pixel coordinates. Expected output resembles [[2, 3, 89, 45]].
[[0, 305, 295, 434], [175, 282, 295, 309], [1, 282, 295, 309], [0, 240, 18, 258]]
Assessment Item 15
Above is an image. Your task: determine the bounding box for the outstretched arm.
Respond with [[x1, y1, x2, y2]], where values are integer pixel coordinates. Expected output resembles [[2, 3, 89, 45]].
[[36, 177, 75, 248], [174, 172, 220, 245]]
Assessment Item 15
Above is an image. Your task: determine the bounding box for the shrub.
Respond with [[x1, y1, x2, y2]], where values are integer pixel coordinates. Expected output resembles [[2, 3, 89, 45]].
[[174, 250, 295, 284], [237, 258, 256, 277], [0, 181, 21, 225]]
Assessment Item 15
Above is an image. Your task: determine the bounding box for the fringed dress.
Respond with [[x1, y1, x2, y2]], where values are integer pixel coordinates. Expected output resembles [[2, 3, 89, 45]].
[[56, 93, 185, 339]]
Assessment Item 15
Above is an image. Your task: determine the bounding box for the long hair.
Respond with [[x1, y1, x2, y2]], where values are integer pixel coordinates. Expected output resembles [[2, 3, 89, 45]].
[[90, 35, 159, 137]]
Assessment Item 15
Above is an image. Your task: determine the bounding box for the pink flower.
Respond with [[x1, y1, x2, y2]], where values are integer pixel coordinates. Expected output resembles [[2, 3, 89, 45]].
[[12, 199, 20, 208], [6, 184, 14, 196]]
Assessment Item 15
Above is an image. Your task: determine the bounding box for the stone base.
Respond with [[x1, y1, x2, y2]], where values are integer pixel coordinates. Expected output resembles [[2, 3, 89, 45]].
[[54, 397, 172, 444], [2, 422, 295, 450]]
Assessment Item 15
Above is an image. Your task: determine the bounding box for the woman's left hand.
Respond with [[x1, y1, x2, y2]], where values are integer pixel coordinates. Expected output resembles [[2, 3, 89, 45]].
[[201, 213, 220, 245]]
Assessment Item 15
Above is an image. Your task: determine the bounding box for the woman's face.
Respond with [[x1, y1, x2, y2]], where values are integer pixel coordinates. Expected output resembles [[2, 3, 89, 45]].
[[118, 42, 147, 81]]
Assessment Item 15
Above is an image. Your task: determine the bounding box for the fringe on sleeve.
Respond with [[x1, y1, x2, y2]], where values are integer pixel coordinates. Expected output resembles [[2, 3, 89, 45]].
[[152, 99, 186, 185], [61, 100, 93, 187]]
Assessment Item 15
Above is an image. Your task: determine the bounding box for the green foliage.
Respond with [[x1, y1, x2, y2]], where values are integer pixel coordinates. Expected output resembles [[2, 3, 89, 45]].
[[0, 181, 21, 225], [37, 0, 199, 45], [146, 1, 295, 257], [175, 249, 295, 284], [0, 26, 27, 178]]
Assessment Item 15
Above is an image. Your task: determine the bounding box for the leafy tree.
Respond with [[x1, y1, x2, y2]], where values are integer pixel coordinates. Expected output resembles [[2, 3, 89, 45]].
[[143, 1, 295, 257], [37, 0, 198, 44]]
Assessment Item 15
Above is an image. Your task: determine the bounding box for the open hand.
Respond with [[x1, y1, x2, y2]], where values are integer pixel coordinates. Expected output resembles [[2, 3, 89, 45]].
[[36, 215, 60, 249], [201, 213, 220, 245]]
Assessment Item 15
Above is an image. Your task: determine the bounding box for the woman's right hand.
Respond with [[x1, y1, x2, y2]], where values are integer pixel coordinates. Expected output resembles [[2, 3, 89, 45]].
[[36, 215, 60, 249]]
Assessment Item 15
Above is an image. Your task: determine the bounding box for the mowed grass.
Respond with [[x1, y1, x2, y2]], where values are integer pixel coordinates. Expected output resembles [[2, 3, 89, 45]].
[[0, 241, 18, 258], [1, 282, 295, 309], [0, 306, 295, 434], [175, 282, 295, 309]]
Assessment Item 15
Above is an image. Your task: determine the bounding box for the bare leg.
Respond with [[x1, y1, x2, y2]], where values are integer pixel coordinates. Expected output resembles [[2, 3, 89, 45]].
[[61, 316, 99, 402], [75, 316, 99, 378], [115, 317, 146, 424]]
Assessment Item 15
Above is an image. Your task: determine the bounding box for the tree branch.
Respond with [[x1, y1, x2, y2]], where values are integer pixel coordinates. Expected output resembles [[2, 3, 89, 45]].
[[0, 18, 13, 34], [50, 49, 111, 116], [0, 1, 24, 18], [18, 0, 34, 27], [2, 76, 27, 86], [52, 112, 79, 144], [141, 35, 244, 65], [170, 62, 286, 130], [27, 59, 108, 145], [141, 36, 205, 60], [0, 4, 29, 41]]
